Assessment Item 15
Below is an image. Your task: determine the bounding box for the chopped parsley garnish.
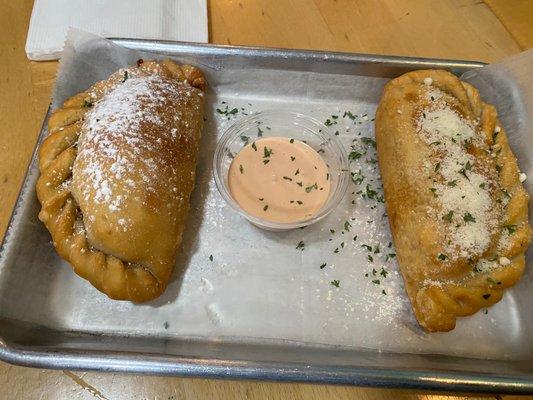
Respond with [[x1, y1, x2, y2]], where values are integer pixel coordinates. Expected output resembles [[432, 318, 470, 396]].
[[251, 142, 257, 151], [263, 159, 270, 165], [430, 141, 441, 146], [365, 184, 378, 199], [385, 253, 396, 262], [380, 268, 388, 278], [382, 289, 387, 295], [82, 100, 93, 108], [504, 224, 517, 234], [305, 183, 318, 193], [361, 244, 372, 251], [331, 280, 340, 288], [349, 150, 362, 161], [239, 164, 244, 174], [216, 106, 239, 116], [290, 156, 296, 161], [324, 119, 336, 126], [502, 188, 511, 198], [295, 168, 300, 175], [209, 254, 213, 262], [334, 247, 339, 253], [263, 205, 269, 211], [351, 170, 364, 185], [447, 180, 457, 187], [434, 162, 441, 172], [367, 255, 374, 262], [257, 127, 263, 137], [283, 176, 292, 181], [443, 210, 454, 222], [296, 241, 305, 250], [320, 263, 327, 269], [373, 245, 380, 254], [479, 182, 486, 189], [353, 235, 358, 241], [240, 135, 249, 143], [429, 187, 437, 197], [496, 165, 502, 174], [343, 111, 356, 120], [493, 131, 499, 142], [437, 253, 447, 261], [296, 200, 303, 205], [344, 221, 351, 231], [463, 212, 476, 223], [330, 229, 335, 234], [326, 173, 330, 181], [361, 137, 376, 148], [371, 279, 380, 285], [121, 71, 129, 82], [340, 242, 345, 248], [289, 138, 294, 143], [263, 146, 273, 158]]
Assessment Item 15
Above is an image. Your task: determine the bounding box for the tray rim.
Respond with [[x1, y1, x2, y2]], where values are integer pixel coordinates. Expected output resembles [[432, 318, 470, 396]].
[[3, 38, 532, 394]]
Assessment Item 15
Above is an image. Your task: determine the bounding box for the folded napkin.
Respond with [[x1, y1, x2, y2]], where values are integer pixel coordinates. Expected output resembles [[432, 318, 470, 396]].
[[25, 0, 208, 61]]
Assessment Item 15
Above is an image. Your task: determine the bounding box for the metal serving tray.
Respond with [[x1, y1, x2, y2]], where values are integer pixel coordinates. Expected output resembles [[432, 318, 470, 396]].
[[1, 38, 532, 394]]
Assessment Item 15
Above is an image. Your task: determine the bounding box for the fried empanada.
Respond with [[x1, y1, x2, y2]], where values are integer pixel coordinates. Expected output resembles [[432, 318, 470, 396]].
[[37, 60, 206, 302], [376, 70, 531, 332]]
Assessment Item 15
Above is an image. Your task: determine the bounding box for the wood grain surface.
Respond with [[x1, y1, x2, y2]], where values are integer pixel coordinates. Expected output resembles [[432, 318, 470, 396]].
[[0, 0, 531, 399]]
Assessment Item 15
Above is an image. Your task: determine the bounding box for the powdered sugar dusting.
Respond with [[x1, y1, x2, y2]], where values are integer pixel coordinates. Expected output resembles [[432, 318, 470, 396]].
[[72, 73, 202, 232]]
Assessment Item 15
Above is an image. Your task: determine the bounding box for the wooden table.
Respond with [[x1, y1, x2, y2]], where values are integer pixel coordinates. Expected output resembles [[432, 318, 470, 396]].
[[0, 1, 531, 399]]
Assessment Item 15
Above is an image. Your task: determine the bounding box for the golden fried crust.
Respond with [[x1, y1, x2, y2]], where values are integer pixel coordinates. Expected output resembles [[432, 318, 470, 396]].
[[36, 60, 206, 302], [375, 69, 531, 332]]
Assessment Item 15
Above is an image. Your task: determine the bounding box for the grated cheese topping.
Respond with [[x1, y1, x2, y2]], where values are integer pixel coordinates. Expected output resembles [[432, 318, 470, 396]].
[[416, 87, 500, 262]]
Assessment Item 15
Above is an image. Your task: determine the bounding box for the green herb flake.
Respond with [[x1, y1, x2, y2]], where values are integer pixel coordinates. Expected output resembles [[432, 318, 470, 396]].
[[463, 212, 476, 223], [434, 162, 441, 172], [295, 168, 300, 176], [239, 164, 244, 174], [349, 150, 362, 161], [296, 200, 303, 205], [344, 221, 351, 232], [209, 254, 213, 262], [367, 254, 374, 262], [504, 224, 517, 234], [296, 241, 305, 250], [290, 156, 296, 161], [263, 205, 269, 211], [362, 244, 372, 251], [289, 138, 295, 144], [380, 268, 388, 278], [283, 176, 293, 181], [263, 146, 273, 158], [263, 159, 270, 165], [371, 279, 380, 285], [331, 280, 340, 288], [443, 210, 454, 222], [479, 182, 486, 189], [361, 137, 376, 148], [305, 183, 318, 193], [320, 263, 327, 269], [251, 142, 257, 151], [82, 100, 93, 108], [437, 253, 447, 261], [447, 180, 458, 187]]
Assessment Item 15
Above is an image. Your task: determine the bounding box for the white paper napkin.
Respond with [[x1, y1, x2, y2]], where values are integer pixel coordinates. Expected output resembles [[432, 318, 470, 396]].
[[25, 0, 208, 61]]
